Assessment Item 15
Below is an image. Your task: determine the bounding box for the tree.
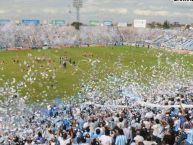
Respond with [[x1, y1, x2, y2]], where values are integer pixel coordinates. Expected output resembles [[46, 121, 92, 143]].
[[185, 24, 190, 30], [147, 22, 156, 28], [156, 22, 162, 28], [71, 21, 83, 30], [163, 20, 170, 29]]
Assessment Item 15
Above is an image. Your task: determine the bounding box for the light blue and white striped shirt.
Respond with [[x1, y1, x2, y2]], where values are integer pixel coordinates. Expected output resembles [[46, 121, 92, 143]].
[[115, 135, 127, 145], [174, 119, 181, 132], [186, 129, 193, 144]]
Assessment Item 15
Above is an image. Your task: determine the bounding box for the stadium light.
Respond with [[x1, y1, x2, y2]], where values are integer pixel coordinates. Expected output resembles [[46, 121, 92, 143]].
[[73, 0, 83, 22]]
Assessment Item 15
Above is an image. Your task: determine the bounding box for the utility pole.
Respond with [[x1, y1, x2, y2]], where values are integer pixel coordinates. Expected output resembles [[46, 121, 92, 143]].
[[73, 0, 83, 46], [73, 0, 83, 22]]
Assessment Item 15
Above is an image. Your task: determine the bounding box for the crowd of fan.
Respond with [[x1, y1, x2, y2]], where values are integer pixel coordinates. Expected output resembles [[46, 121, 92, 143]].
[[1, 92, 193, 145], [1, 24, 193, 50], [0, 25, 121, 49]]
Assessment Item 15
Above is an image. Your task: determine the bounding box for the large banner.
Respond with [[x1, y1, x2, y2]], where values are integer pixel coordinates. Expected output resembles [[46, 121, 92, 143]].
[[103, 21, 113, 26], [51, 20, 65, 26], [89, 20, 100, 26], [22, 20, 40, 25], [0, 20, 11, 25], [118, 22, 127, 27], [134, 20, 146, 28]]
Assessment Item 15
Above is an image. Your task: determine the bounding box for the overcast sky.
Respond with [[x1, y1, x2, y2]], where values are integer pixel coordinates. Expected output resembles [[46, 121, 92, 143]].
[[0, 0, 193, 24]]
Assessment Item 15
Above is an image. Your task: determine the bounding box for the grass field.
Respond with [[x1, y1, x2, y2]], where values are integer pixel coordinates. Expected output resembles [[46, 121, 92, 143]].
[[0, 46, 193, 103]]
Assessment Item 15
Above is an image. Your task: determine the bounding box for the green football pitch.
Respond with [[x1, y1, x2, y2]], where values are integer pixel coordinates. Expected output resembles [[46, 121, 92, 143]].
[[0, 46, 193, 103]]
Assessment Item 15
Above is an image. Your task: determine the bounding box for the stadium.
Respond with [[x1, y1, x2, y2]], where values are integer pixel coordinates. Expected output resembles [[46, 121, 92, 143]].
[[1, 0, 193, 145]]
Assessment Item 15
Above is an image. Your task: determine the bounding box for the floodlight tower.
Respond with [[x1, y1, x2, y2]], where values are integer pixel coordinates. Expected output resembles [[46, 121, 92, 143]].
[[73, 0, 83, 22]]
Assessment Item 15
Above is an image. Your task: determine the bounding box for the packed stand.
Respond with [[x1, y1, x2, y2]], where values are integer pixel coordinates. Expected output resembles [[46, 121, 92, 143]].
[[1, 92, 193, 145], [1, 24, 193, 50]]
